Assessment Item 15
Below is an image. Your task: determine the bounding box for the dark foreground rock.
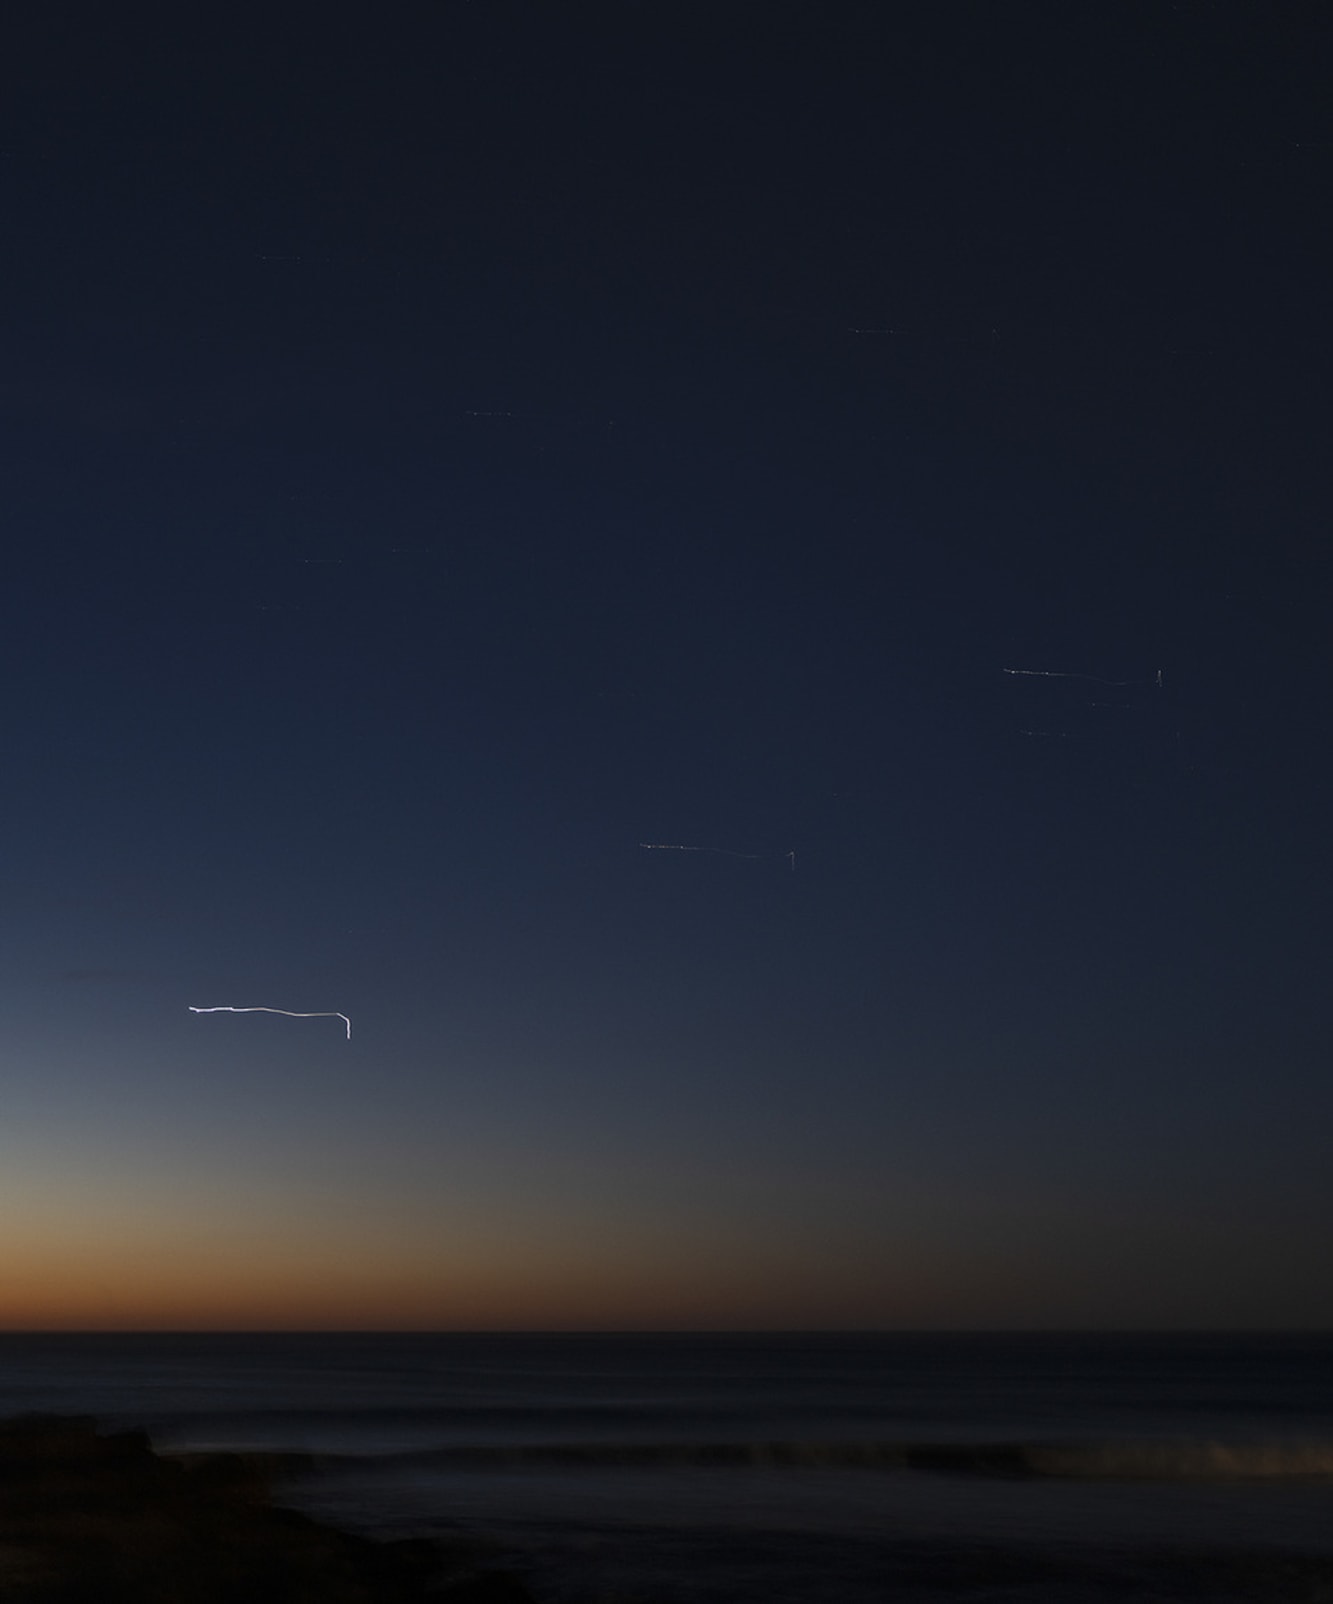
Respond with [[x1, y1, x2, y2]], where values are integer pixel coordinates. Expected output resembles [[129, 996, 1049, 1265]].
[[0, 1415, 536, 1603]]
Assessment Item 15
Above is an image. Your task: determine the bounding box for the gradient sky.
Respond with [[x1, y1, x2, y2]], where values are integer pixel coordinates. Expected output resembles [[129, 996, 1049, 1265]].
[[2, 1, 1330, 1330]]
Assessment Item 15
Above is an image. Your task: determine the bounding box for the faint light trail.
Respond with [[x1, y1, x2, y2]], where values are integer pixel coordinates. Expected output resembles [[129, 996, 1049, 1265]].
[[1004, 668, 1143, 686], [188, 1005, 351, 1040], [640, 843, 760, 858]]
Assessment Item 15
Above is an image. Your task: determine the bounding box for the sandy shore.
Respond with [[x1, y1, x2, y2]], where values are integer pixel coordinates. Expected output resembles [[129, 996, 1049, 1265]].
[[0, 1414, 535, 1601]]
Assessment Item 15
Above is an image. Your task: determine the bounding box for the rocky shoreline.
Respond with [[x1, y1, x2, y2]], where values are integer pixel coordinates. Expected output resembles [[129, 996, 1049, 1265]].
[[0, 1415, 536, 1601]]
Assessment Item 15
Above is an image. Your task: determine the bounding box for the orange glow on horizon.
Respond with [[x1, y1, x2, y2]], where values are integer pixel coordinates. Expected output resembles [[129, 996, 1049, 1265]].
[[0, 1216, 975, 1332]]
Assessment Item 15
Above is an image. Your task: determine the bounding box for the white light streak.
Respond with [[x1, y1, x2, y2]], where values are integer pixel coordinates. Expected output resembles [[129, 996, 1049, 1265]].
[[188, 1005, 351, 1040], [1004, 668, 1140, 686]]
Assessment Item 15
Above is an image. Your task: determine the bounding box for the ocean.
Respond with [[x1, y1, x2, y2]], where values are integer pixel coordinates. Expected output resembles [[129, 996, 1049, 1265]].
[[1, 1331, 1331, 1602]]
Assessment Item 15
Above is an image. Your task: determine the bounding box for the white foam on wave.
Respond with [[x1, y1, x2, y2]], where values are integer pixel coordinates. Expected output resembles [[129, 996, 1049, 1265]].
[[1023, 1440, 1333, 1480], [322, 1435, 1333, 1481]]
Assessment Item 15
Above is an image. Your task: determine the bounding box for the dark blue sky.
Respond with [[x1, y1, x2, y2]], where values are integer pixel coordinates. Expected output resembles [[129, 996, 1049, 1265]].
[[2, 1, 1330, 1328]]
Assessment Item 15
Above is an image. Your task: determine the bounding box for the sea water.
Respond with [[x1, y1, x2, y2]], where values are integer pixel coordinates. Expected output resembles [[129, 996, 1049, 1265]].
[[1, 1331, 1331, 1601]]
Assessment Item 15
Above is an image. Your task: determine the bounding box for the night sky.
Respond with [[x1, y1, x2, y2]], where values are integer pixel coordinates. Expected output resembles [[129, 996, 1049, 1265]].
[[3, 2, 1330, 1329]]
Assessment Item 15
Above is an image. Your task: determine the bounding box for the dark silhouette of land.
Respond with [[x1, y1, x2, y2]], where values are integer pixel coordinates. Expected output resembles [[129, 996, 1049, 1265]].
[[0, 1415, 534, 1602]]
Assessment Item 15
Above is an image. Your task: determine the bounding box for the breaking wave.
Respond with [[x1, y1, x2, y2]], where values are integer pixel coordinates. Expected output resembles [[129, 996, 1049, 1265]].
[[323, 1437, 1333, 1482], [917, 1439, 1333, 1480]]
